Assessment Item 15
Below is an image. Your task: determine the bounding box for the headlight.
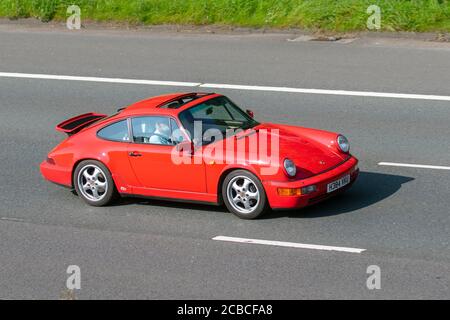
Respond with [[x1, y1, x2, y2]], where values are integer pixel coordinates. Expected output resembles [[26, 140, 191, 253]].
[[337, 135, 350, 153], [283, 158, 297, 177]]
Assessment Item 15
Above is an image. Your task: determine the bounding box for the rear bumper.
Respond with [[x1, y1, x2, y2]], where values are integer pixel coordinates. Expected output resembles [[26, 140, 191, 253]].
[[40, 160, 72, 187], [263, 156, 359, 209]]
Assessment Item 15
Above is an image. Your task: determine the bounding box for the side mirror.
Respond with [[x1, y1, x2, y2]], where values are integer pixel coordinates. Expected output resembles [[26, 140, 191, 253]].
[[176, 140, 194, 155], [246, 109, 254, 118]]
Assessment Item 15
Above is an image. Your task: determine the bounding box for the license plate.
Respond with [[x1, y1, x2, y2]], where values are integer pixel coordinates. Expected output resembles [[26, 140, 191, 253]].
[[327, 174, 350, 193]]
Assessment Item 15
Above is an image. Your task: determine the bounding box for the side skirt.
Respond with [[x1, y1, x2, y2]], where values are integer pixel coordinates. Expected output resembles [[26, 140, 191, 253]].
[[119, 193, 221, 206]]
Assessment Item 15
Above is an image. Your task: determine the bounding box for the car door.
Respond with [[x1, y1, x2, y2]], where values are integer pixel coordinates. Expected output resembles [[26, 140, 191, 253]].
[[127, 115, 206, 193]]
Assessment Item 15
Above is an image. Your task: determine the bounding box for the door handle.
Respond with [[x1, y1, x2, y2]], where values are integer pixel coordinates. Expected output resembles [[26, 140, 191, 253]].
[[129, 151, 142, 157]]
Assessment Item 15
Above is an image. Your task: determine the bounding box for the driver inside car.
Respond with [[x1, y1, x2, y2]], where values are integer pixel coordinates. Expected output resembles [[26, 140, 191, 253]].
[[149, 121, 172, 145]]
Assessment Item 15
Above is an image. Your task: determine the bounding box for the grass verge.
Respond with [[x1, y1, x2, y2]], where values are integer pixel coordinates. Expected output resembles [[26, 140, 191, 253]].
[[1, 0, 450, 32]]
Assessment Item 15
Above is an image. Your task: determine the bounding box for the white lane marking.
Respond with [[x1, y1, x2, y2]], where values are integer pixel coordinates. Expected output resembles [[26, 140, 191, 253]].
[[378, 162, 450, 170], [200, 83, 450, 101], [0, 72, 201, 87], [212, 236, 366, 254], [1, 72, 450, 101], [0, 217, 25, 222]]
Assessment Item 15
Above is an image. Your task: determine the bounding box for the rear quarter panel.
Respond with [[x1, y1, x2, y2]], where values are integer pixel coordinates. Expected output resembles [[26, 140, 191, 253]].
[[46, 128, 137, 191]]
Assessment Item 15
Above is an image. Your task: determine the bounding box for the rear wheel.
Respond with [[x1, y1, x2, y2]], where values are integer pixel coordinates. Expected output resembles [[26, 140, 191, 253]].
[[222, 170, 268, 219], [74, 160, 117, 206]]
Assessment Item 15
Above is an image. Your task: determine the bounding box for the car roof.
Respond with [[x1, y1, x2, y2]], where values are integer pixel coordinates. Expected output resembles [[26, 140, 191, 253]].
[[119, 92, 221, 117]]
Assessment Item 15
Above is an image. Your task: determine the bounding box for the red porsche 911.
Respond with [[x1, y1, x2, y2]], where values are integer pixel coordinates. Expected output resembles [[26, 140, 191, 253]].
[[40, 92, 359, 219]]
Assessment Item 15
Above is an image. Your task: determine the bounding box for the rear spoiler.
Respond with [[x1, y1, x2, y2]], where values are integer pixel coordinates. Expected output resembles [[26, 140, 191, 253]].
[[56, 112, 107, 135]]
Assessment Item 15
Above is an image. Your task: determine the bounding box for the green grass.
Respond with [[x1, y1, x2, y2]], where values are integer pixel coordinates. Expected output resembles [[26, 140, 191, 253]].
[[1, 0, 450, 32]]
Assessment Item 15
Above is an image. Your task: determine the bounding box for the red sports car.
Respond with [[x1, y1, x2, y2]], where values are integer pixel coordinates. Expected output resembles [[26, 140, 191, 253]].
[[40, 92, 359, 219]]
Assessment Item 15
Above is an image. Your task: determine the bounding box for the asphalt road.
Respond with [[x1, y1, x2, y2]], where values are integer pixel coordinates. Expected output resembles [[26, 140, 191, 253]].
[[0, 24, 449, 299]]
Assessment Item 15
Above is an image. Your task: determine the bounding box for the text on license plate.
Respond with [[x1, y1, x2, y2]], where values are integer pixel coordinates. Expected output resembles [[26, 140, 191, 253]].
[[327, 174, 350, 193]]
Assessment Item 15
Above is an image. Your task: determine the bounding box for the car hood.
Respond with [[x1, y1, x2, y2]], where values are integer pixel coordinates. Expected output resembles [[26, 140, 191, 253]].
[[252, 123, 348, 178]]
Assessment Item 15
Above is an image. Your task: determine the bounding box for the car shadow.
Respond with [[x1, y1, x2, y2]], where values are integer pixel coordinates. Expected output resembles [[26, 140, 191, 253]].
[[262, 171, 414, 219], [113, 195, 229, 213], [109, 171, 413, 218]]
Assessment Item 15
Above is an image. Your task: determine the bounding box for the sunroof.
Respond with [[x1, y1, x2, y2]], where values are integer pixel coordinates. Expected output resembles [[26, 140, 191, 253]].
[[158, 93, 213, 109]]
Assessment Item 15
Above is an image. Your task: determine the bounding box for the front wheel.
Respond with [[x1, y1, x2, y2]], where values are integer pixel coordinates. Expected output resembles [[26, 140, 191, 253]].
[[222, 170, 269, 219], [73, 160, 117, 206]]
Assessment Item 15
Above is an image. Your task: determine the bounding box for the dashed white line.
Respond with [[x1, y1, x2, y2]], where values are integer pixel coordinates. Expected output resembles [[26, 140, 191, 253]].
[[1, 71, 450, 101], [0, 217, 25, 222], [378, 162, 450, 170], [212, 236, 366, 254]]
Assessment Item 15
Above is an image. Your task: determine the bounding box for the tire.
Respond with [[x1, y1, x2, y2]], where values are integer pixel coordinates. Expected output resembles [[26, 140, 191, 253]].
[[73, 160, 117, 207], [222, 170, 269, 219]]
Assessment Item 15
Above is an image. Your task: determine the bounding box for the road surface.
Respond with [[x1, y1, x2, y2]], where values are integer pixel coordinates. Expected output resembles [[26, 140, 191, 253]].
[[0, 24, 449, 299]]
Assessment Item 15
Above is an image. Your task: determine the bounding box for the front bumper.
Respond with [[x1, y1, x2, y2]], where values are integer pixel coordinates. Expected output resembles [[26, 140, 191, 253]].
[[263, 156, 359, 209]]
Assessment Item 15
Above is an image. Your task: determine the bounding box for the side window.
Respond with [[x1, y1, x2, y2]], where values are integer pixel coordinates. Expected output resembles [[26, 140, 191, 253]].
[[170, 118, 185, 144], [97, 120, 129, 142], [132, 116, 174, 145]]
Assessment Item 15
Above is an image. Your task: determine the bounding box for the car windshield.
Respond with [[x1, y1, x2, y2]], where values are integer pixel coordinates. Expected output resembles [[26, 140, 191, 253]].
[[178, 96, 259, 145]]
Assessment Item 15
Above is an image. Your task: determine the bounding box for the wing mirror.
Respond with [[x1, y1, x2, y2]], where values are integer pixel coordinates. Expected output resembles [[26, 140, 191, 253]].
[[246, 109, 254, 118]]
